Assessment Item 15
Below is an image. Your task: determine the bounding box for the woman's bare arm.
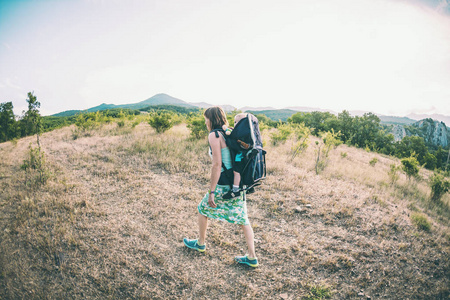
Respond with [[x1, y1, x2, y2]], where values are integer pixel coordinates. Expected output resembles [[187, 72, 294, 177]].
[[208, 132, 222, 208]]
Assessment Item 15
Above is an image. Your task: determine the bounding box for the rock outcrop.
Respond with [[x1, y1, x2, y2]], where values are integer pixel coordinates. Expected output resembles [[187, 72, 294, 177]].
[[412, 119, 448, 147], [390, 119, 449, 147]]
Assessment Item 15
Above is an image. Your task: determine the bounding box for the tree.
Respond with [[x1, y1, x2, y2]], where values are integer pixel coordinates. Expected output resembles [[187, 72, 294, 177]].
[[336, 110, 354, 143], [0, 102, 17, 142], [395, 136, 428, 165], [350, 113, 381, 149], [20, 92, 42, 145]]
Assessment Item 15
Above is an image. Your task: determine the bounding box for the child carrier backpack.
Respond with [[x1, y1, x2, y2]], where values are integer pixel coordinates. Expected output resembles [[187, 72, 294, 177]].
[[213, 113, 267, 192]]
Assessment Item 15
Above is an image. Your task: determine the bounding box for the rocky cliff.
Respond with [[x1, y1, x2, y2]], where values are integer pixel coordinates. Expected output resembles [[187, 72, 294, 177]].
[[391, 119, 449, 147]]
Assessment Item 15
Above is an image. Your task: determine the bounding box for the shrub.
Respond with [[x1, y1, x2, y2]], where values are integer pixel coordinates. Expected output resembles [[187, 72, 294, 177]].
[[270, 123, 293, 145], [131, 120, 140, 128], [401, 156, 419, 180], [291, 123, 311, 160], [117, 120, 125, 128], [148, 110, 175, 133], [21, 144, 50, 187], [369, 157, 378, 166], [340, 152, 347, 158], [429, 171, 450, 202], [75, 112, 100, 132], [410, 213, 431, 231], [315, 130, 342, 174], [187, 112, 208, 139], [388, 164, 400, 185]]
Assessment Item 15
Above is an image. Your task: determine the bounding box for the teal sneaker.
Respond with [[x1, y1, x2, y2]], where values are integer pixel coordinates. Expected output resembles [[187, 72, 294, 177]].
[[235, 255, 259, 267], [183, 238, 206, 252]]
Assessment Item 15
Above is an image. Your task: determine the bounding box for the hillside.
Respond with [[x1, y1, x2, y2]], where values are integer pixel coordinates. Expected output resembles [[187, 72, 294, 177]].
[[245, 109, 298, 122], [0, 122, 449, 299]]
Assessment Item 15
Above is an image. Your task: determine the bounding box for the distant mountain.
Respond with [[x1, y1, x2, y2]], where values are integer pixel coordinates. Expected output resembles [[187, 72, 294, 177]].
[[135, 93, 194, 108], [53, 94, 240, 116], [286, 106, 337, 114], [240, 106, 277, 112], [53, 93, 196, 116], [190, 102, 236, 112], [378, 115, 416, 125], [407, 113, 450, 126]]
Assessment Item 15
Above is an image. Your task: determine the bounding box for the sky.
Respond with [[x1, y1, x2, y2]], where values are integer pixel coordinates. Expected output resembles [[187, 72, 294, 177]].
[[1, 0, 450, 117]]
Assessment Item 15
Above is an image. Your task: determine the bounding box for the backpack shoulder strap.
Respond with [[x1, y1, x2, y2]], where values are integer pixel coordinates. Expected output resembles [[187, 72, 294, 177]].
[[210, 129, 227, 141]]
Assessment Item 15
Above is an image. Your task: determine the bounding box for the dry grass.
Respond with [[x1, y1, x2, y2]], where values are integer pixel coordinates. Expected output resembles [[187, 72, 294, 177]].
[[0, 121, 449, 299]]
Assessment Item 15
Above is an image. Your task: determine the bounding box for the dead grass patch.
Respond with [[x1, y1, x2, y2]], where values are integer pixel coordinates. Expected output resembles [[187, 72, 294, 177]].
[[0, 125, 449, 299]]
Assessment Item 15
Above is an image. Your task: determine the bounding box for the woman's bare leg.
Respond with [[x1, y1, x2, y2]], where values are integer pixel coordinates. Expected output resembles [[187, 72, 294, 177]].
[[242, 224, 256, 258], [198, 213, 208, 245]]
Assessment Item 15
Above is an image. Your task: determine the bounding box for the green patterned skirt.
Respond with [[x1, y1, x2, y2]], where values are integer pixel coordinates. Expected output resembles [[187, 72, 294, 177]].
[[197, 185, 249, 225]]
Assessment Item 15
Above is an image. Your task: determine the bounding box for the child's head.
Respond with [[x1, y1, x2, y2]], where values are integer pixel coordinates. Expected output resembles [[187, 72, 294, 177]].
[[234, 113, 247, 126]]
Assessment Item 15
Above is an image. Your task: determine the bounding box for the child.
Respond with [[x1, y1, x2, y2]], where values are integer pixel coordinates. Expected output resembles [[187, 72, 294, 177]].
[[223, 113, 247, 199]]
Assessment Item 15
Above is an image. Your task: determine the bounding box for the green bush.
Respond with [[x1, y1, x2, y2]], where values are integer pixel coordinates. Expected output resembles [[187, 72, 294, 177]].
[[315, 130, 342, 174], [411, 213, 431, 231], [148, 110, 175, 133], [75, 112, 100, 132], [401, 156, 419, 180], [21, 144, 50, 187], [369, 157, 378, 167], [187, 112, 208, 139], [291, 123, 311, 160], [388, 164, 400, 185], [429, 171, 450, 202], [270, 123, 293, 145], [340, 152, 347, 158]]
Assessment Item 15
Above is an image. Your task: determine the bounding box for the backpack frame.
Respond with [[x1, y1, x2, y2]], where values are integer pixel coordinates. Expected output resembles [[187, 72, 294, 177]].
[[212, 113, 267, 191]]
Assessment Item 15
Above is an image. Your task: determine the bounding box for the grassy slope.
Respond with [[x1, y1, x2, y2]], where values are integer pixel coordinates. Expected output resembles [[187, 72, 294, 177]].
[[0, 122, 449, 299]]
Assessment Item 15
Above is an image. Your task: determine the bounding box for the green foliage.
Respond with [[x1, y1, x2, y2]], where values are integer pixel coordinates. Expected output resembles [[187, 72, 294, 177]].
[[291, 123, 311, 160], [0, 102, 17, 142], [429, 171, 450, 202], [246, 109, 296, 122], [423, 152, 437, 170], [75, 112, 101, 132], [253, 113, 277, 128], [289, 111, 336, 136], [140, 104, 201, 115], [148, 110, 175, 133], [340, 152, 348, 158], [187, 112, 208, 139], [401, 156, 420, 180], [21, 144, 50, 187], [314, 130, 342, 174], [304, 283, 332, 299], [410, 213, 431, 231], [388, 164, 400, 185], [369, 157, 378, 167], [395, 136, 428, 165], [19, 92, 42, 144], [131, 120, 140, 128], [270, 123, 293, 145]]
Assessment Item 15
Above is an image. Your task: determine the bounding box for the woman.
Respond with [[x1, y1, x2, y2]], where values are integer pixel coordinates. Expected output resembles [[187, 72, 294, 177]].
[[183, 106, 258, 267]]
